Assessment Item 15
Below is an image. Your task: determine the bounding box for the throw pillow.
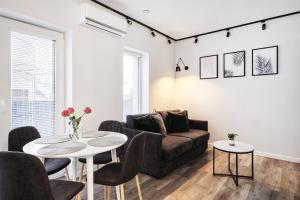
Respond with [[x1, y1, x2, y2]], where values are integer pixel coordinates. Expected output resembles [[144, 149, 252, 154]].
[[151, 113, 167, 137], [166, 111, 189, 133], [133, 114, 160, 133]]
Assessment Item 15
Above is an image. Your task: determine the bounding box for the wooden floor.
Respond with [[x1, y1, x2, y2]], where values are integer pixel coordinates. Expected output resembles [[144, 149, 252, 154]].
[[79, 146, 300, 200]]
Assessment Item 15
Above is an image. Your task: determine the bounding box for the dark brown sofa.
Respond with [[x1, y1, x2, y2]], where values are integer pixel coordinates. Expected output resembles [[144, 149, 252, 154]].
[[122, 110, 210, 178]]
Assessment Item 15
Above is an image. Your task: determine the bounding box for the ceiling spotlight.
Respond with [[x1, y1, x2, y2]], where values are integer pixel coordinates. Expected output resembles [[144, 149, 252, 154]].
[[143, 9, 150, 14], [194, 37, 198, 43], [261, 21, 266, 30], [168, 38, 172, 44], [226, 29, 230, 37], [151, 30, 156, 37], [126, 18, 132, 25]]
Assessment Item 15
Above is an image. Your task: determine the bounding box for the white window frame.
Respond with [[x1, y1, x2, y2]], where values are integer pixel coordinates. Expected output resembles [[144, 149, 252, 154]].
[[8, 18, 65, 135], [123, 47, 149, 119]]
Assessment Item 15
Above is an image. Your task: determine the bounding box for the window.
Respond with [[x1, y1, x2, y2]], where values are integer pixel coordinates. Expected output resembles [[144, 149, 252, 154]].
[[123, 49, 148, 120], [11, 31, 56, 137]]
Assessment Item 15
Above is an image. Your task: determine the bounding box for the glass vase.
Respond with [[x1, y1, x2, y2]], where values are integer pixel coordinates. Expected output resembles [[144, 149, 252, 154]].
[[229, 139, 235, 146], [69, 127, 79, 142]]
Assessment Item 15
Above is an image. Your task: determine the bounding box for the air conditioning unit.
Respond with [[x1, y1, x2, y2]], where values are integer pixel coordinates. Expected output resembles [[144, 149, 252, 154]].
[[81, 3, 127, 38]]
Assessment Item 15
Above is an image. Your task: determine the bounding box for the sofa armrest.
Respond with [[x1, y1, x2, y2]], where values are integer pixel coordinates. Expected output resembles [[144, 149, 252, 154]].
[[123, 127, 163, 166], [189, 119, 208, 131]]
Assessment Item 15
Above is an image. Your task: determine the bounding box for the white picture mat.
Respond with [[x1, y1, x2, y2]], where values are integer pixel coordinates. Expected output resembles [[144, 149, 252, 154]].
[[200, 56, 218, 78], [253, 47, 277, 75]]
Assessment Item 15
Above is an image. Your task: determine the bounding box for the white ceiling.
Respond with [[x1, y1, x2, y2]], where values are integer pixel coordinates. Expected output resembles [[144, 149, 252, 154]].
[[96, 0, 300, 39]]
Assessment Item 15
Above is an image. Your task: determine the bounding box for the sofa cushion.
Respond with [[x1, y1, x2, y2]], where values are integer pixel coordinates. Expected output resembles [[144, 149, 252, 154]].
[[162, 135, 193, 161], [169, 129, 209, 148], [158, 109, 180, 123], [126, 113, 155, 129], [166, 111, 189, 133], [151, 113, 167, 136], [133, 114, 160, 133]]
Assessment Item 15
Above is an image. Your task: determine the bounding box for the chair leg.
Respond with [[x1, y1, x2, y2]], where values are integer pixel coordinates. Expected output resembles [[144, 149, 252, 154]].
[[64, 168, 70, 181], [120, 184, 125, 200], [107, 186, 111, 200], [135, 175, 143, 200], [79, 164, 84, 182], [76, 193, 81, 200], [104, 186, 107, 200]]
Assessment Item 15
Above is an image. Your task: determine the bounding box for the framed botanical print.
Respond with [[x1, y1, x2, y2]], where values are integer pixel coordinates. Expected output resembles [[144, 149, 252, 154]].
[[223, 51, 245, 78], [252, 46, 278, 76]]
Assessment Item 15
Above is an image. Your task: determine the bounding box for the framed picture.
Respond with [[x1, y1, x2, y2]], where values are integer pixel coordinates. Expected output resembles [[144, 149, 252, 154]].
[[223, 51, 245, 78], [199, 55, 218, 79], [252, 46, 278, 76]]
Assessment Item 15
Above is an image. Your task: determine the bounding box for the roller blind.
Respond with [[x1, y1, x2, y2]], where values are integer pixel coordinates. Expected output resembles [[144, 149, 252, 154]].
[[11, 31, 56, 137]]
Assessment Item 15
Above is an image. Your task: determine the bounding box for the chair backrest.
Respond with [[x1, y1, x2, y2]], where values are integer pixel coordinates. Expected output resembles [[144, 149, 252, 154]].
[[120, 132, 145, 182], [8, 126, 41, 152], [0, 151, 54, 200], [99, 120, 123, 133]]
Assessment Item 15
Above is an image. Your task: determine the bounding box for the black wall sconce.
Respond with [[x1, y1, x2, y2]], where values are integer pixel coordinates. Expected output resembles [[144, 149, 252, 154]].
[[176, 58, 189, 72]]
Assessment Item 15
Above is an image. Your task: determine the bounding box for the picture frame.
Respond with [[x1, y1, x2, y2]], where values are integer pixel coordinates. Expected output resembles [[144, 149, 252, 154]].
[[199, 55, 218, 79], [223, 51, 246, 78], [252, 46, 278, 76]]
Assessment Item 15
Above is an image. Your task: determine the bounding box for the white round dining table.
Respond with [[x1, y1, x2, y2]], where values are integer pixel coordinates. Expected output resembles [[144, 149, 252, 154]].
[[23, 131, 128, 200]]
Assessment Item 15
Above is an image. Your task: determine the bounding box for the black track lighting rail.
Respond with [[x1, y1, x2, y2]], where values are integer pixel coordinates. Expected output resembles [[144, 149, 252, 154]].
[[177, 10, 300, 41], [90, 0, 300, 42], [90, 0, 176, 41]]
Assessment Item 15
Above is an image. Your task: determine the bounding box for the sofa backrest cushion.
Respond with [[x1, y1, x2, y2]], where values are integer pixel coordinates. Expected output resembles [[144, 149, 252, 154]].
[[166, 110, 189, 133]]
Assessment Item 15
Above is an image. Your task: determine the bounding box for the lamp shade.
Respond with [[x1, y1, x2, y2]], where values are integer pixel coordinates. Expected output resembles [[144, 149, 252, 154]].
[[176, 65, 181, 72]]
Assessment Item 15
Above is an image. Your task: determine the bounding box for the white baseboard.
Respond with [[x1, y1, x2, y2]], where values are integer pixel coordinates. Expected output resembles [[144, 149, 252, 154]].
[[254, 151, 300, 163], [0, 145, 7, 151], [208, 142, 300, 163]]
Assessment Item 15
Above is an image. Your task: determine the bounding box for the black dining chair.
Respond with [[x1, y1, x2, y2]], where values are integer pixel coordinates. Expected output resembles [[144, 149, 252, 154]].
[[8, 126, 71, 179], [93, 132, 145, 200], [78, 120, 125, 182], [0, 151, 84, 200]]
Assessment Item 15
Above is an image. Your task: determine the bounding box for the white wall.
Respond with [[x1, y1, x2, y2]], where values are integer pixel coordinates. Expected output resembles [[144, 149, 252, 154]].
[[0, 0, 175, 149], [175, 15, 300, 161]]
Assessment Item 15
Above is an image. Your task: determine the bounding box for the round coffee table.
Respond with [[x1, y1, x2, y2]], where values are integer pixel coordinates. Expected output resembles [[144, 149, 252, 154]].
[[213, 140, 254, 186]]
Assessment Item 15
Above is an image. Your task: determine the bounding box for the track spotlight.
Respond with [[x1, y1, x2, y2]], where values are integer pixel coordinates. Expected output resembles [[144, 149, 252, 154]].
[[151, 30, 156, 37], [126, 18, 132, 25], [226, 29, 230, 37], [261, 21, 266, 30], [168, 38, 172, 44], [194, 37, 198, 44]]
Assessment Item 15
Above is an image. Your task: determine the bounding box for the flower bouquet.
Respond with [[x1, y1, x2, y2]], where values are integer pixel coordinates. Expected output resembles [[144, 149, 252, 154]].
[[61, 106, 92, 141]]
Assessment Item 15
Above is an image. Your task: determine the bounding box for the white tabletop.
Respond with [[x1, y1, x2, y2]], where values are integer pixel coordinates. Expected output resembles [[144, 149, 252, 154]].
[[23, 131, 128, 158], [213, 140, 254, 153]]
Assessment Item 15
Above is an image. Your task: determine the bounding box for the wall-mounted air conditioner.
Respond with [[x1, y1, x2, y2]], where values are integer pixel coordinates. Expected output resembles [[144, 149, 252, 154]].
[[81, 3, 127, 38]]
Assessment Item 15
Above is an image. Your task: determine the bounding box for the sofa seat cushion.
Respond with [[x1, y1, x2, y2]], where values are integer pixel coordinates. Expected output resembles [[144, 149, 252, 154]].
[[162, 135, 193, 162], [169, 129, 209, 148]]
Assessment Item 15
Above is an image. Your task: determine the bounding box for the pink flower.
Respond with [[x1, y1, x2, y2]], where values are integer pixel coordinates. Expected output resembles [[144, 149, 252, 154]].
[[61, 110, 70, 117], [67, 107, 75, 114], [84, 107, 92, 114]]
